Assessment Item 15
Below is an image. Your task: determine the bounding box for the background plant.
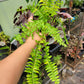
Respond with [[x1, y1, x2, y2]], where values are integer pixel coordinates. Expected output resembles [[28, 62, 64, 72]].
[[0, 31, 9, 44], [14, 0, 68, 84], [26, 0, 40, 3], [65, 0, 84, 7], [0, 32, 10, 58]]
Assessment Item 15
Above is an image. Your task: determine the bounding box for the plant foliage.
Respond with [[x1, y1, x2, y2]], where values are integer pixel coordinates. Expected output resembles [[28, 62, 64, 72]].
[[26, 0, 40, 3], [15, 0, 68, 84], [0, 32, 10, 58], [65, 0, 84, 7], [0, 32, 9, 44]]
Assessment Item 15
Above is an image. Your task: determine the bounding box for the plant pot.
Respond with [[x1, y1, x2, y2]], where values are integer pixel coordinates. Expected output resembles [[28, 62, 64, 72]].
[[11, 39, 20, 50], [49, 44, 61, 54]]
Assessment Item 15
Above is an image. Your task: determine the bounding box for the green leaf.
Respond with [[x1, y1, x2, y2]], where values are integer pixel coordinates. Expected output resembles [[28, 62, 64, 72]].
[[0, 46, 9, 50], [26, 0, 29, 3]]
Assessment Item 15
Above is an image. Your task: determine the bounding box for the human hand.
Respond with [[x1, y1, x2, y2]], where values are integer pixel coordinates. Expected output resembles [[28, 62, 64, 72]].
[[26, 13, 42, 43], [26, 32, 42, 43], [28, 13, 33, 22]]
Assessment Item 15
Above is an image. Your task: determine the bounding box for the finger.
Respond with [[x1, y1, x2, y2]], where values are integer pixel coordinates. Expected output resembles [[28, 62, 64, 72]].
[[28, 14, 33, 22]]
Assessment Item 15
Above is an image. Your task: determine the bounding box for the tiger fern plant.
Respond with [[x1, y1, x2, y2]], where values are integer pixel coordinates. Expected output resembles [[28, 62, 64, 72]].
[[14, 0, 67, 84]]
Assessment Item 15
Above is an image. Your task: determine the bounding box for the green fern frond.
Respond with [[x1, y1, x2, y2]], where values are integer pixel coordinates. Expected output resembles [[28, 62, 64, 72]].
[[14, 0, 68, 84], [45, 23, 66, 47], [62, 26, 68, 45], [43, 45, 60, 84], [26, 20, 66, 47], [25, 44, 43, 84]]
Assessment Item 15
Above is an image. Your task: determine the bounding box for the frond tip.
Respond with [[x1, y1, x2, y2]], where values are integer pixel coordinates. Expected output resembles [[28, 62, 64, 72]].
[[25, 44, 42, 84], [43, 46, 60, 84]]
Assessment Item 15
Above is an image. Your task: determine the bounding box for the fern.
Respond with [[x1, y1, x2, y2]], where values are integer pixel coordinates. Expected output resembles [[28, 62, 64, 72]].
[[14, 0, 68, 84], [25, 44, 43, 84], [43, 43, 60, 84]]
